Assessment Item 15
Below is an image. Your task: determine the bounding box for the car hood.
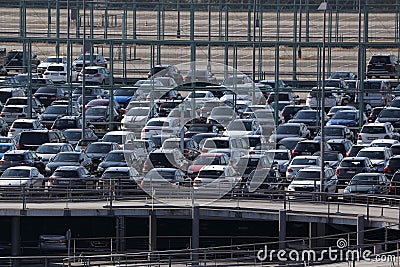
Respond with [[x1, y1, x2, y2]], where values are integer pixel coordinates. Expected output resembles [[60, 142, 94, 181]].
[[288, 119, 317, 124], [270, 133, 299, 141]]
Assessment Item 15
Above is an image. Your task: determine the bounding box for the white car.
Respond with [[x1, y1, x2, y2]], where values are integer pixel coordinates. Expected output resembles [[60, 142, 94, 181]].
[[193, 165, 241, 191], [72, 53, 108, 72], [357, 122, 399, 144], [183, 90, 217, 109], [287, 166, 338, 194], [0, 105, 37, 124], [370, 139, 399, 148], [7, 119, 45, 138], [140, 117, 182, 140], [0, 166, 44, 189], [43, 63, 78, 83], [37, 56, 67, 74], [121, 107, 155, 131], [223, 119, 260, 136], [286, 155, 321, 182], [78, 66, 111, 85]]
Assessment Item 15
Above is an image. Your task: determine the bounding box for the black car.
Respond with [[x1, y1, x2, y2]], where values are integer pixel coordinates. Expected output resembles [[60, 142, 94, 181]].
[[5, 97, 44, 114], [63, 128, 98, 146], [5, 49, 40, 71], [383, 155, 400, 178], [71, 87, 105, 101], [367, 53, 399, 78], [45, 151, 93, 175], [281, 105, 311, 123], [84, 142, 120, 169], [390, 170, 400, 195], [39, 105, 78, 128], [288, 110, 328, 132], [0, 150, 45, 174], [346, 144, 369, 157], [336, 157, 375, 184], [47, 166, 96, 190], [185, 123, 223, 139], [327, 139, 353, 156], [143, 149, 190, 174], [33, 87, 65, 107], [96, 150, 142, 176], [343, 173, 391, 197], [292, 140, 332, 157], [368, 107, 385, 123], [157, 101, 181, 117], [51, 116, 83, 131], [85, 106, 120, 125], [245, 169, 284, 192], [16, 130, 66, 151], [148, 64, 183, 84]]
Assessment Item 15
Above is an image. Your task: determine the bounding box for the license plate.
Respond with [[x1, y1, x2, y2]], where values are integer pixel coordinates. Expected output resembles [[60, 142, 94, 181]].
[[348, 171, 355, 174], [58, 180, 70, 185], [367, 137, 376, 140], [302, 152, 311, 155], [39, 96, 47, 99]]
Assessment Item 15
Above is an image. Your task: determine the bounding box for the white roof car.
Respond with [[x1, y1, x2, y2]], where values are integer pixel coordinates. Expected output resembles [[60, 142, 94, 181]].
[[37, 56, 67, 74], [357, 122, 399, 145], [43, 63, 78, 83], [286, 155, 321, 182], [78, 66, 111, 85], [287, 166, 338, 194], [370, 139, 399, 148], [140, 117, 181, 140], [193, 165, 241, 191], [0, 166, 44, 188], [7, 118, 44, 138]]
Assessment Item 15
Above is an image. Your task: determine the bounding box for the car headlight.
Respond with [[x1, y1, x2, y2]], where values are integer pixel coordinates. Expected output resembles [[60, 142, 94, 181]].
[[287, 186, 294, 191], [343, 188, 350, 194], [97, 166, 104, 172]]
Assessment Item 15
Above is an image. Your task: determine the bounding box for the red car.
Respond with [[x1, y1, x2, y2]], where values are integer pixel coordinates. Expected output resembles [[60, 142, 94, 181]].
[[187, 153, 230, 179]]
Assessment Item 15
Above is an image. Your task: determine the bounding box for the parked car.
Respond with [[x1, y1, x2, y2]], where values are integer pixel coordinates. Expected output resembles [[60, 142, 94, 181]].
[[281, 105, 311, 123], [143, 148, 190, 174], [193, 165, 241, 191], [0, 105, 37, 124], [37, 55, 67, 74], [78, 66, 111, 85], [0, 143, 16, 159], [326, 110, 367, 128], [7, 119, 44, 138], [288, 109, 328, 132], [36, 142, 74, 164], [99, 166, 141, 194], [101, 131, 136, 149], [0, 166, 44, 189], [207, 106, 238, 125], [45, 151, 93, 176], [287, 166, 338, 194], [368, 107, 385, 123], [357, 122, 399, 144], [39, 105, 77, 128], [16, 129, 66, 150], [327, 105, 357, 119], [5, 49, 40, 71], [140, 117, 181, 140], [269, 123, 310, 143], [236, 154, 273, 183], [356, 146, 393, 172], [96, 150, 142, 176], [84, 142, 120, 169], [390, 170, 400, 195], [121, 107, 156, 131], [187, 152, 230, 179], [5, 97, 44, 114], [183, 69, 217, 84], [343, 173, 391, 197], [63, 128, 98, 146], [314, 125, 354, 142], [336, 156, 375, 184], [327, 139, 353, 156], [72, 53, 108, 72], [47, 166, 96, 190], [43, 63, 78, 83], [161, 137, 200, 160], [148, 64, 184, 84], [0, 150, 45, 174], [292, 140, 332, 157], [366, 53, 399, 78], [375, 107, 400, 129], [285, 155, 321, 181], [33, 87, 65, 107]]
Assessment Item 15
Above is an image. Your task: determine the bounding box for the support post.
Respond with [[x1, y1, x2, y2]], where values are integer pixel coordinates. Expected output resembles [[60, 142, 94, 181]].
[[149, 210, 157, 253], [11, 216, 20, 267], [279, 209, 286, 250], [357, 214, 365, 250], [116, 216, 126, 253], [309, 222, 326, 248], [192, 205, 200, 265]]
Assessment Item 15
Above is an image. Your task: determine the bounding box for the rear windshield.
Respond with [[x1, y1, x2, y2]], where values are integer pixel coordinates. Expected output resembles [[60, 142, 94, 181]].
[[198, 170, 224, 178], [341, 160, 366, 167], [3, 154, 24, 161], [53, 170, 79, 178], [361, 126, 386, 134], [2, 106, 22, 113], [86, 144, 112, 153], [203, 139, 229, 149], [12, 122, 33, 129], [20, 132, 49, 145], [370, 56, 391, 64], [47, 65, 65, 71], [388, 158, 400, 168], [102, 171, 129, 178], [295, 143, 319, 151], [36, 87, 57, 94]]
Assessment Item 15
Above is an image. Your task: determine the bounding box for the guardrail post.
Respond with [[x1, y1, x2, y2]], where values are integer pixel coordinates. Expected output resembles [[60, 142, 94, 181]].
[[11, 216, 20, 267], [279, 209, 286, 250], [148, 210, 157, 260]]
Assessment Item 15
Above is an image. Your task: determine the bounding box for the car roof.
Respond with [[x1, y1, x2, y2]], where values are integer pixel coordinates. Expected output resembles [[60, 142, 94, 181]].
[[359, 146, 389, 152], [104, 131, 134, 136], [103, 167, 132, 172], [362, 122, 388, 126], [5, 166, 37, 171], [292, 155, 320, 160], [54, 166, 83, 170], [12, 119, 38, 123], [200, 165, 228, 171], [342, 156, 369, 161], [5, 150, 30, 154], [327, 139, 350, 143]]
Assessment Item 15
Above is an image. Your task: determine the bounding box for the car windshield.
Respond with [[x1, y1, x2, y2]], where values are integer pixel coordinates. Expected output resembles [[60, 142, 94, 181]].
[[37, 145, 61, 154], [44, 57, 64, 63], [324, 128, 344, 136], [113, 89, 135, 96], [103, 135, 122, 144], [63, 131, 82, 141], [145, 170, 176, 181], [193, 156, 220, 165], [276, 125, 299, 134], [53, 170, 80, 178], [341, 160, 366, 167], [162, 141, 181, 149], [332, 112, 356, 120], [104, 153, 125, 162], [3, 154, 24, 161], [54, 119, 78, 128], [212, 107, 234, 116], [77, 54, 99, 61], [86, 108, 107, 117], [2, 107, 23, 113], [47, 65, 64, 72], [197, 170, 224, 178], [357, 150, 384, 159], [227, 121, 253, 131], [0, 145, 12, 153], [274, 152, 289, 160], [12, 122, 33, 129], [187, 92, 207, 98], [127, 108, 149, 116], [147, 120, 167, 127], [379, 109, 400, 118], [44, 106, 67, 114], [86, 144, 112, 153], [1, 169, 30, 178], [361, 126, 386, 134], [204, 139, 229, 149], [53, 153, 79, 162], [350, 175, 380, 185], [295, 171, 320, 180], [294, 111, 316, 120], [291, 158, 318, 165], [36, 87, 57, 94], [102, 171, 130, 178]]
